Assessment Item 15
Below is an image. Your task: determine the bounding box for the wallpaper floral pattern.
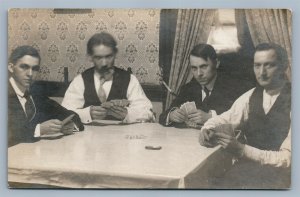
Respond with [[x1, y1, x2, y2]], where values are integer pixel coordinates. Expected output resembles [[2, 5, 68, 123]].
[[8, 9, 161, 84]]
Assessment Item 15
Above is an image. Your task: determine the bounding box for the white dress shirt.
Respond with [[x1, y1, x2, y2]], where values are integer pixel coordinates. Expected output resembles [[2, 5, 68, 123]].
[[201, 87, 291, 168], [61, 70, 154, 123], [9, 77, 41, 137]]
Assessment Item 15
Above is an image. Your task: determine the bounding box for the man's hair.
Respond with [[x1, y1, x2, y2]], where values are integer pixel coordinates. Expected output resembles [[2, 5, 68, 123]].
[[9, 45, 41, 64], [255, 43, 288, 69], [87, 32, 118, 56], [190, 44, 218, 64]]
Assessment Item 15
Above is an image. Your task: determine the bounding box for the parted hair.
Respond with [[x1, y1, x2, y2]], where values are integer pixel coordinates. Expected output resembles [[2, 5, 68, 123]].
[[87, 32, 118, 56], [255, 43, 288, 69], [190, 43, 218, 64], [9, 45, 41, 64]]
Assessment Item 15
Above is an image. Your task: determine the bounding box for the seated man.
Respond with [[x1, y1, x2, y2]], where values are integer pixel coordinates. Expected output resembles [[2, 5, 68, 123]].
[[159, 44, 249, 128], [199, 43, 291, 188], [62, 32, 154, 124], [8, 45, 83, 147]]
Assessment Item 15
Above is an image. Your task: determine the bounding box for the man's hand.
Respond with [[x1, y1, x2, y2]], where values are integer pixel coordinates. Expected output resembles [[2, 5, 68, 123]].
[[61, 121, 75, 135], [90, 106, 107, 120], [199, 128, 216, 147], [40, 119, 63, 136], [188, 109, 211, 124], [169, 108, 186, 123], [214, 132, 245, 156], [108, 106, 128, 120]]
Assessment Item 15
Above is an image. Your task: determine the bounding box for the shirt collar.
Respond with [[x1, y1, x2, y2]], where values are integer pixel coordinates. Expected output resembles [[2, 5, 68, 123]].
[[263, 89, 280, 98], [9, 77, 26, 97]]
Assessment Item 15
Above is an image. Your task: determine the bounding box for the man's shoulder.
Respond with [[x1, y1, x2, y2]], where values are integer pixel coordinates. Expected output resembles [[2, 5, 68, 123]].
[[114, 67, 131, 75], [182, 78, 199, 88], [113, 67, 131, 81], [8, 82, 16, 97], [81, 67, 95, 76]]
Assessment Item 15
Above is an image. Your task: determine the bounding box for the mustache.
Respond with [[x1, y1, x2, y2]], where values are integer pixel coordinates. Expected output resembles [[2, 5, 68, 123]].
[[99, 65, 113, 74], [99, 66, 114, 73]]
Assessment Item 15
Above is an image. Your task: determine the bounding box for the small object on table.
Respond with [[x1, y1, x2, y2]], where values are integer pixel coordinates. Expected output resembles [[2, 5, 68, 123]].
[[145, 145, 162, 150]]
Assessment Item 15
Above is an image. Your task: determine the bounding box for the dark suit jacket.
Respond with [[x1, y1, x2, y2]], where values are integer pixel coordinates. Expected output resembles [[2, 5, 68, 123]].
[[8, 83, 83, 147], [159, 74, 252, 127]]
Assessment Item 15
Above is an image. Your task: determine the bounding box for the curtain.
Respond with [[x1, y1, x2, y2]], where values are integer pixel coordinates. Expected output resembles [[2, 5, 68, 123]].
[[159, 9, 178, 110], [165, 9, 216, 109], [236, 9, 292, 81]]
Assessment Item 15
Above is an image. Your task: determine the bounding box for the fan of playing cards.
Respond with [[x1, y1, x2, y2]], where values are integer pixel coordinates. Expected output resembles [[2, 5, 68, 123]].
[[179, 101, 202, 129], [101, 99, 130, 109]]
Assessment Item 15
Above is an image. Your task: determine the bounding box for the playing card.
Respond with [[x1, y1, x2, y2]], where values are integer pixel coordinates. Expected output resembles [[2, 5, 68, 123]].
[[185, 102, 197, 114], [121, 99, 130, 107], [61, 114, 75, 126], [179, 103, 188, 116], [101, 101, 114, 109], [185, 119, 202, 129], [180, 101, 197, 115], [102, 99, 130, 109]]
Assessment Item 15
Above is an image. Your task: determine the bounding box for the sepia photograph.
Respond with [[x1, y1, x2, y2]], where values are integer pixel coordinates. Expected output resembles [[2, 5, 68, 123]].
[[7, 8, 292, 189]]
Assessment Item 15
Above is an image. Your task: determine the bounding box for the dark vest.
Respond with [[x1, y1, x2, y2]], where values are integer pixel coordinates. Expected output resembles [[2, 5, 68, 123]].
[[243, 83, 291, 151], [81, 66, 131, 108]]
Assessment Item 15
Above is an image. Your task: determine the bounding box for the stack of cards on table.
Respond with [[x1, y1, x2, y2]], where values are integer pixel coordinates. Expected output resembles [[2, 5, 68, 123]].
[[101, 99, 130, 109], [179, 101, 201, 129]]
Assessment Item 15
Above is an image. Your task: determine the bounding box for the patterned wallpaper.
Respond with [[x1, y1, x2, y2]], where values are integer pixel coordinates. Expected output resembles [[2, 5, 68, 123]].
[[8, 9, 161, 84]]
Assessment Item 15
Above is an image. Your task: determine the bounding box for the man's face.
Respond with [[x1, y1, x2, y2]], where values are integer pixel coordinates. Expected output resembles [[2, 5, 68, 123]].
[[190, 55, 218, 86], [8, 55, 40, 91], [91, 44, 116, 75], [254, 49, 285, 90]]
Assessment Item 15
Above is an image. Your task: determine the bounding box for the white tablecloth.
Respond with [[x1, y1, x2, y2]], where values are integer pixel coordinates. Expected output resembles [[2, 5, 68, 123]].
[[8, 123, 232, 188]]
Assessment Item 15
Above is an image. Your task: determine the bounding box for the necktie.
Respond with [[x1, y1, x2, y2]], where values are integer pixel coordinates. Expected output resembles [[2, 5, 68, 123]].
[[24, 91, 35, 120], [202, 86, 210, 101], [98, 78, 107, 103], [202, 86, 210, 112]]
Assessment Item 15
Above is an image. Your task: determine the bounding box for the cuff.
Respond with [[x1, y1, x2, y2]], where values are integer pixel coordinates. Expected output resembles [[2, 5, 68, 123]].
[[166, 107, 178, 125], [34, 124, 41, 137], [75, 107, 92, 124], [209, 110, 217, 118]]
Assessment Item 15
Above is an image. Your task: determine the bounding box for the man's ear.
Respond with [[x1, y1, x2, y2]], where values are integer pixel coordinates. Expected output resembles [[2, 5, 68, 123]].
[[216, 59, 220, 69], [8, 63, 14, 73]]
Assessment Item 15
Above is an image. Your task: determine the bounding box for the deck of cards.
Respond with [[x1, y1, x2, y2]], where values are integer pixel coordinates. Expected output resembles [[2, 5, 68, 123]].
[[179, 101, 202, 129]]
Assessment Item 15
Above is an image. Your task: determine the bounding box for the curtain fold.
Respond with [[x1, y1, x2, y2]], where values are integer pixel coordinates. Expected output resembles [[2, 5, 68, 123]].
[[236, 9, 292, 81], [159, 9, 178, 110], [165, 9, 216, 109]]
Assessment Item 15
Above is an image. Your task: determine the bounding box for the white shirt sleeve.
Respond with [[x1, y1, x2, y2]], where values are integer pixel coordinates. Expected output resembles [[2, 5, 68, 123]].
[[242, 128, 291, 168], [201, 87, 291, 168], [61, 75, 92, 124], [33, 124, 41, 137], [165, 107, 178, 125], [123, 74, 154, 123]]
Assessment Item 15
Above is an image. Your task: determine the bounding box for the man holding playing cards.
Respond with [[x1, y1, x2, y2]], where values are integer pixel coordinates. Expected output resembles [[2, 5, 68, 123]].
[[62, 32, 154, 124], [8, 45, 83, 147], [159, 44, 246, 128], [199, 43, 291, 188]]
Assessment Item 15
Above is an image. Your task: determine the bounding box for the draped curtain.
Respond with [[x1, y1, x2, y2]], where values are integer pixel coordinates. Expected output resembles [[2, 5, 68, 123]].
[[165, 9, 216, 109], [235, 9, 292, 81]]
